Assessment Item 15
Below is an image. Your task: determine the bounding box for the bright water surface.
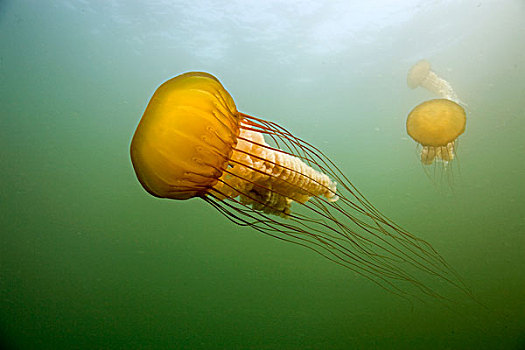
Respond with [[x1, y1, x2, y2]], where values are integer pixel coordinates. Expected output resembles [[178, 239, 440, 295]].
[[1, 1, 524, 349]]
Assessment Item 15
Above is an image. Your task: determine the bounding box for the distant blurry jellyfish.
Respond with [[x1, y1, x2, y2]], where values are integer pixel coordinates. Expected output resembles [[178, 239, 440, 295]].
[[407, 99, 466, 165], [130, 72, 470, 303], [407, 59, 459, 103]]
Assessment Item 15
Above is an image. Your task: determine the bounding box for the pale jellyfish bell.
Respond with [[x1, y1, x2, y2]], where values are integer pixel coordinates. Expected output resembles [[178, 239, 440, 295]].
[[407, 59, 459, 103]]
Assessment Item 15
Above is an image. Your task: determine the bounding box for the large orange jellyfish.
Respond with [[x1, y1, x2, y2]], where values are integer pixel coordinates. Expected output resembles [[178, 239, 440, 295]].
[[130, 72, 470, 303], [407, 99, 466, 166]]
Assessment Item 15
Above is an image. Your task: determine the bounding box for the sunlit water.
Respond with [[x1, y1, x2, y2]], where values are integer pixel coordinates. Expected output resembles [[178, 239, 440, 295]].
[[1, 1, 524, 349]]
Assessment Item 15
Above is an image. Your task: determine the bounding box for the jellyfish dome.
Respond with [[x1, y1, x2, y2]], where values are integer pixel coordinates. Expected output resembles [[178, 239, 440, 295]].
[[407, 99, 466, 165], [130, 72, 239, 200]]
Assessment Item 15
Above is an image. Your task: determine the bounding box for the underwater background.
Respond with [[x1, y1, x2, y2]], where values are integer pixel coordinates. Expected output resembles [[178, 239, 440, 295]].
[[1, 0, 524, 349]]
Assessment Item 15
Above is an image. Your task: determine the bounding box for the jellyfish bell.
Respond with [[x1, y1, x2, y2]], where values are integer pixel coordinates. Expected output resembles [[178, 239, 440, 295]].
[[130, 72, 240, 200], [407, 59, 431, 89], [131, 72, 472, 304], [407, 59, 459, 103], [406, 99, 466, 166]]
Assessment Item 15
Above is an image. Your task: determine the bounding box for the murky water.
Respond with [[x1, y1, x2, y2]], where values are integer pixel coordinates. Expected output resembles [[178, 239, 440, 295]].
[[1, 1, 524, 349]]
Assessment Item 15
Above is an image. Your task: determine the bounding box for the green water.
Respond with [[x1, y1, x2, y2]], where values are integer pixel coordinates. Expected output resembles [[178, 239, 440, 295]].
[[1, 1, 524, 349]]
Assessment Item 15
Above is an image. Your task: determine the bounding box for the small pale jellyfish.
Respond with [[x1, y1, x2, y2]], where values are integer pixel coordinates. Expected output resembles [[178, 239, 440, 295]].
[[407, 59, 459, 103], [130, 72, 471, 303], [407, 99, 466, 165]]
